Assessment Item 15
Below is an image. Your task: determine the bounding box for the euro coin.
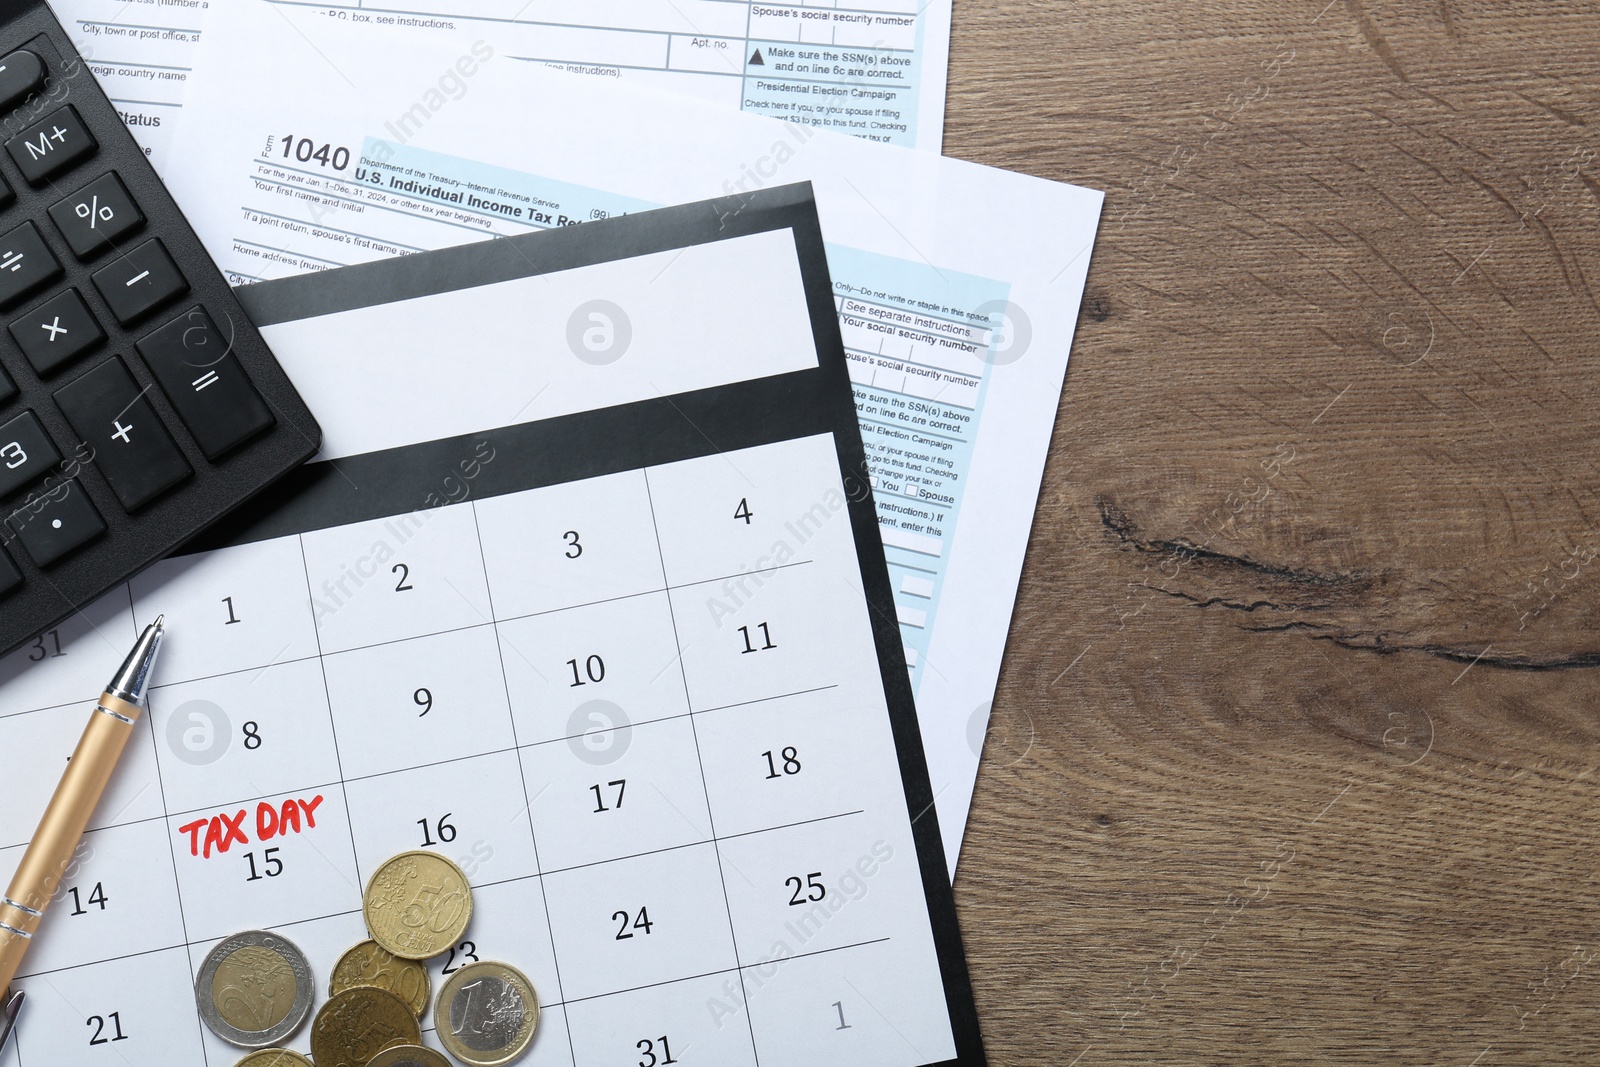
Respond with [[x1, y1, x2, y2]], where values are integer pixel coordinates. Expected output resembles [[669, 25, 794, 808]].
[[233, 1051, 314, 1067], [329, 938, 431, 1017], [434, 960, 539, 1066], [368, 1046, 453, 1067], [195, 931, 314, 1048], [363, 850, 473, 960], [310, 987, 421, 1067]]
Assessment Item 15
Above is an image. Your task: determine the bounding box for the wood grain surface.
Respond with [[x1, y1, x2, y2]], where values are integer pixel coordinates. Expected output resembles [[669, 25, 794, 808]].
[[942, 2, 1600, 1063]]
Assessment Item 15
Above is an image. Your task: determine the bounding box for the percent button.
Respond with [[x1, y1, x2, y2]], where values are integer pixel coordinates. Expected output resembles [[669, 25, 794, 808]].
[[50, 171, 145, 260]]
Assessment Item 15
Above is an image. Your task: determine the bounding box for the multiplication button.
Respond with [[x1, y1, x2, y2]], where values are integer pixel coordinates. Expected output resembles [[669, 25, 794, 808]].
[[9, 288, 104, 376], [5, 104, 96, 185], [5, 478, 105, 567], [49, 172, 145, 259], [0, 221, 61, 309], [91, 237, 187, 325]]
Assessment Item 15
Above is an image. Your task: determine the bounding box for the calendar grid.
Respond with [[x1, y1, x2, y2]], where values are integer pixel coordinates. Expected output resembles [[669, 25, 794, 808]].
[[292, 534, 369, 895], [466, 497, 582, 1067], [2, 439, 966, 1063], [0, 714, 863, 855], [639, 467, 765, 1067], [128, 582, 211, 1067]]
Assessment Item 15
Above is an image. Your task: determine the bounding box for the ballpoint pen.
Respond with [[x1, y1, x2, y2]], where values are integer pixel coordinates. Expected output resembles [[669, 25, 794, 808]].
[[0, 616, 166, 1054]]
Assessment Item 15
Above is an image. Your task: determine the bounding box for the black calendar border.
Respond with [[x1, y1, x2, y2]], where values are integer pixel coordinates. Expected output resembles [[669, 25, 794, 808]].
[[190, 183, 989, 1066]]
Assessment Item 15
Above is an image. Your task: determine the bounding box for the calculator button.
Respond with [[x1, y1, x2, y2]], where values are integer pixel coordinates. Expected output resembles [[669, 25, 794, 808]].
[[0, 50, 44, 112], [138, 306, 275, 459], [6, 477, 105, 566], [91, 238, 187, 325], [0, 543, 18, 597], [0, 410, 60, 498], [0, 221, 61, 309], [5, 105, 96, 185], [49, 172, 145, 260], [9, 288, 105, 376], [54, 357, 191, 511]]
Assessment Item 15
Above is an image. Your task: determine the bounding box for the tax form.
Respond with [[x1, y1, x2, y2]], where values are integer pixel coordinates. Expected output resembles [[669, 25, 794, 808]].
[[166, 0, 1103, 873], [254, 0, 953, 150], [51, 0, 209, 162]]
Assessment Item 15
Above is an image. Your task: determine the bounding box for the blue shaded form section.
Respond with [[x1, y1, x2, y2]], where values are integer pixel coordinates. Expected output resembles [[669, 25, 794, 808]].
[[359, 139, 657, 233], [825, 243, 1009, 687]]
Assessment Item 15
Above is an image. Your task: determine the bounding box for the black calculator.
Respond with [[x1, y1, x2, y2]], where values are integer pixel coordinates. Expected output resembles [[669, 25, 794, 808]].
[[0, 1, 321, 658]]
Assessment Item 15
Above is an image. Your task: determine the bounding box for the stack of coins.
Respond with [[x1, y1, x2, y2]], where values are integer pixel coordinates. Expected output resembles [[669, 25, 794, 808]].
[[195, 850, 540, 1067]]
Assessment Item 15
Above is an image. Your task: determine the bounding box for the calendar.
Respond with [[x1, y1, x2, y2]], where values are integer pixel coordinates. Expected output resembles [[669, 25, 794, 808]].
[[0, 186, 984, 1065]]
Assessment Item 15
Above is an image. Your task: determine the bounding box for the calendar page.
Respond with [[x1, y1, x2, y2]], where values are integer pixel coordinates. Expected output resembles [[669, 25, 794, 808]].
[[0, 185, 984, 1066]]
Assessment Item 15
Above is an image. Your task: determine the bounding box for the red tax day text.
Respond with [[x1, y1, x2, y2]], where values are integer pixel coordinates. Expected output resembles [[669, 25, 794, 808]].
[[177, 795, 325, 858]]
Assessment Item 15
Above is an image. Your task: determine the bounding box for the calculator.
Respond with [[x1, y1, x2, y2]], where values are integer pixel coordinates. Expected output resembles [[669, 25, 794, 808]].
[[0, 1, 321, 658]]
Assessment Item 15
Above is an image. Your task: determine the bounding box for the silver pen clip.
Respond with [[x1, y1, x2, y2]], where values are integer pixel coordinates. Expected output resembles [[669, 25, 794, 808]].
[[0, 988, 21, 1053]]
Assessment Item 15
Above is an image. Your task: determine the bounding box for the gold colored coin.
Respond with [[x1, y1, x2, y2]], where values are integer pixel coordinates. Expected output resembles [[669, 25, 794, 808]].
[[368, 1046, 454, 1067], [330, 938, 432, 1017], [434, 960, 539, 1066], [363, 850, 474, 960], [309, 987, 421, 1067], [233, 1051, 314, 1067]]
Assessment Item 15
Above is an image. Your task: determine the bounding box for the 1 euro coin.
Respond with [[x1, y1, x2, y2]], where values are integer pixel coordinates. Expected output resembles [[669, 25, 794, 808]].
[[434, 960, 540, 1066]]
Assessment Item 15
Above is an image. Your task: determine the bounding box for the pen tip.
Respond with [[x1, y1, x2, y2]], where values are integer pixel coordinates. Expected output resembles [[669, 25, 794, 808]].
[[154, 614, 165, 629]]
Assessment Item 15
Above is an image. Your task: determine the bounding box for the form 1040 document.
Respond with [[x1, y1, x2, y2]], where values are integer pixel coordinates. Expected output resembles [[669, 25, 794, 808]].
[[164, 1, 1103, 873], [253, 0, 952, 150], [48, 0, 209, 163]]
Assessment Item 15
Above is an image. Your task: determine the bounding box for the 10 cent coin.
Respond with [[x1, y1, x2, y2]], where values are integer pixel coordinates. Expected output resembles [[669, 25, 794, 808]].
[[368, 1046, 454, 1067], [329, 938, 431, 1017], [310, 986, 422, 1067], [363, 850, 474, 960], [196, 931, 314, 1048], [434, 960, 540, 1066], [232, 1051, 314, 1067]]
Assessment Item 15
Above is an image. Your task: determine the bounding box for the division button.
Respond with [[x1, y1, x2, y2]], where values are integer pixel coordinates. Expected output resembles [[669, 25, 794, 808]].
[[54, 357, 191, 511], [0, 410, 61, 499], [0, 50, 44, 112], [0, 221, 61, 309], [6, 477, 105, 567], [49, 172, 145, 260], [0, 543, 19, 597], [138, 306, 275, 459], [5, 104, 96, 185], [9, 288, 105, 376], [91, 238, 187, 325]]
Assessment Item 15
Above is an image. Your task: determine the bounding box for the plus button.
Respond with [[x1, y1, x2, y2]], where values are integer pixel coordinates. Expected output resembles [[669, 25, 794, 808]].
[[111, 420, 133, 444]]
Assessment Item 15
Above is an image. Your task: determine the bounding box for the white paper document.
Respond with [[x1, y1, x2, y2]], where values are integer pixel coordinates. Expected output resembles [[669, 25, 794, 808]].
[[252, 0, 953, 150], [50, 0, 208, 162], [163, 0, 1102, 873]]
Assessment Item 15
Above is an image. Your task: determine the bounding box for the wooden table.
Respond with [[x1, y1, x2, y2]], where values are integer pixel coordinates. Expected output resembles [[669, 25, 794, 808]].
[[942, 3, 1600, 1062]]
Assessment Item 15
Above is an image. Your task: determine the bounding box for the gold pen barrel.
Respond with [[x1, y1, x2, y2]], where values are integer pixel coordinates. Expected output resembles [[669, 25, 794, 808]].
[[0, 692, 143, 995]]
